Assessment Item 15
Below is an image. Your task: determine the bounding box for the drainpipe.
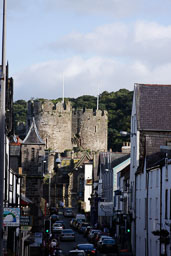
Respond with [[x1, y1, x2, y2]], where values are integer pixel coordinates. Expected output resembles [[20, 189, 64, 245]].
[[134, 174, 137, 256]]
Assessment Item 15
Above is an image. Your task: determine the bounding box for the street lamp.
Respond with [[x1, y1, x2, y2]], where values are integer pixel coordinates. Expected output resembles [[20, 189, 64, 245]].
[[120, 131, 136, 137]]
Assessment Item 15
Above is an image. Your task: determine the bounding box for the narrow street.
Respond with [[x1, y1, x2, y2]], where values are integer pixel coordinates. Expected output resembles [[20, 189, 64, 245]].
[[50, 210, 118, 256]]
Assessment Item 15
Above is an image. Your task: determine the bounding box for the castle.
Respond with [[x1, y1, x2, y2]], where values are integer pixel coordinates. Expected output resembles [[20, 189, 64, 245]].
[[27, 100, 108, 153]]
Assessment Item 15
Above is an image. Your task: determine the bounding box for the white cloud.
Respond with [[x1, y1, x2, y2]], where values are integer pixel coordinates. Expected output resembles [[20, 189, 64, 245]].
[[49, 21, 171, 66], [50, 23, 128, 56], [13, 56, 171, 101]]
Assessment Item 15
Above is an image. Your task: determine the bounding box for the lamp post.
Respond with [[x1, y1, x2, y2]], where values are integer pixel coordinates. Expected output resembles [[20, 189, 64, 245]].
[[0, 0, 6, 255]]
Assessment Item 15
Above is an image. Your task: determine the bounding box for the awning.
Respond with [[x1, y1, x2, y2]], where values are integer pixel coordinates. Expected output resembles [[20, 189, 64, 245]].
[[21, 194, 33, 206]]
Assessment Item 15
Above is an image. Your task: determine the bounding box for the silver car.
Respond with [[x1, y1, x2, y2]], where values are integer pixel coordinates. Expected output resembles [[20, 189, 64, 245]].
[[52, 223, 63, 232], [68, 250, 86, 256], [60, 229, 75, 241]]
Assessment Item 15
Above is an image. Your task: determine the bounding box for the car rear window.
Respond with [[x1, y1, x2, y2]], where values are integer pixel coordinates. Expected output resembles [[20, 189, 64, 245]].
[[82, 223, 89, 227], [103, 239, 115, 244], [63, 230, 73, 233], [78, 245, 94, 250], [69, 253, 84, 256]]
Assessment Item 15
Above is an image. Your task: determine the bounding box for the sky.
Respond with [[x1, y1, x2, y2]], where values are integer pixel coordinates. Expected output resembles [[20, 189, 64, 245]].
[[1, 0, 171, 101]]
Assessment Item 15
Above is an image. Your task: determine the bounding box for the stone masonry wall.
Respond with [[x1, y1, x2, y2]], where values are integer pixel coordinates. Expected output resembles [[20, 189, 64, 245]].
[[27, 100, 72, 153], [27, 100, 108, 153], [72, 109, 108, 152]]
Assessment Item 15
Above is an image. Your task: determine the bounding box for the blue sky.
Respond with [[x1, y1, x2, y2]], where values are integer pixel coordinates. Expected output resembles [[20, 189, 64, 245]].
[[1, 0, 171, 100]]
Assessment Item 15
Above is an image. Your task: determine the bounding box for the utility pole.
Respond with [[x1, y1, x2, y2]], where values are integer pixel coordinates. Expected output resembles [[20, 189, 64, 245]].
[[0, 0, 6, 255]]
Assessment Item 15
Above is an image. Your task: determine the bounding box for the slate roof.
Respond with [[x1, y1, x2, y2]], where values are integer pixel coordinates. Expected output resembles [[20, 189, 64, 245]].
[[22, 118, 45, 145], [74, 151, 92, 169], [144, 151, 171, 171], [98, 152, 130, 175], [135, 84, 171, 131]]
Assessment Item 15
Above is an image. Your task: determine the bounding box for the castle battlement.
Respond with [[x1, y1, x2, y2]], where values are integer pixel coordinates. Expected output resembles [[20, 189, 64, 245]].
[[28, 100, 71, 116], [27, 99, 108, 153], [72, 108, 108, 118]]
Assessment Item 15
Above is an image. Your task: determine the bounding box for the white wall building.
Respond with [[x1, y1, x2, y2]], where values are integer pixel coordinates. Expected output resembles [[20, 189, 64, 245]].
[[97, 152, 130, 227], [84, 163, 93, 212], [130, 83, 171, 255]]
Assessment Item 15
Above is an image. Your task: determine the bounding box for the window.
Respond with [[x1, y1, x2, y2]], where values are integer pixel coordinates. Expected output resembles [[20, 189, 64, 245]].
[[156, 170, 159, 187], [133, 147, 135, 167], [155, 198, 158, 219], [150, 172, 153, 188], [145, 198, 147, 229], [165, 162, 168, 180], [149, 198, 152, 219], [31, 148, 35, 161], [165, 189, 168, 219], [140, 175, 141, 190], [139, 199, 141, 219]]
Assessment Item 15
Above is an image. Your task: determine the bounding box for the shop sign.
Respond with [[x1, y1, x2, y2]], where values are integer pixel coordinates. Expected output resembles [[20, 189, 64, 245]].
[[98, 202, 114, 216], [3, 208, 20, 227], [20, 216, 32, 226]]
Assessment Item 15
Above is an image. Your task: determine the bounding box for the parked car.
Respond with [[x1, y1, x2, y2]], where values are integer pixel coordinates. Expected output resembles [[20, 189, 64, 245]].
[[55, 221, 65, 229], [83, 226, 92, 237], [52, 223, 63, 232], [50, 214, 59, 223], [94, 234, 112, 246], [78, 223, 90, 233], [87, 230, 101, 242], [97, 238, 117, 253], [49, 207, 59, 215], [75, 214, 86, 221], [64, 209, 74, 217], [73, 219, 83, 229], [68, 250, 86, 256], [76, 244, 97, 256], [70, 218, 76, 227], [60, 229, 75, 241]]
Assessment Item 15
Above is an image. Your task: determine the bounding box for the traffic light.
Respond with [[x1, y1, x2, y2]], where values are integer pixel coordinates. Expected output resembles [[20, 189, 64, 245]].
[[127, 228, 131, 233], [45, 220, 50, 233]]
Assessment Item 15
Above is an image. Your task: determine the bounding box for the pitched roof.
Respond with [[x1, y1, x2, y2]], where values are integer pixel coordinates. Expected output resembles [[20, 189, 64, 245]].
[[74, 151, 92, 169], [22, 118, 45, 145], [135, 84, 171, 131], [146, 151, 166, 170]]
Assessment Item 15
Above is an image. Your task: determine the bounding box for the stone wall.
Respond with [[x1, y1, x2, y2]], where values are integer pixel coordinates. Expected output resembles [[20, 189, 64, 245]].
[[27, 100, 72, 152], [27, 100, 108, 153], [72, 109, 108, 152]]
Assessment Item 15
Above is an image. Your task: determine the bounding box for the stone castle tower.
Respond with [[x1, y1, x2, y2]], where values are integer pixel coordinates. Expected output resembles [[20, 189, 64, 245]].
[[27, 100, 108, 153]]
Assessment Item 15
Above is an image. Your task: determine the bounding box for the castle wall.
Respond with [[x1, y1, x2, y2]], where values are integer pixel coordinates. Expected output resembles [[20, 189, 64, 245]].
[[72, 109, 108, 152], [27, 100, 72, 153], [27, 100, 108, 153]]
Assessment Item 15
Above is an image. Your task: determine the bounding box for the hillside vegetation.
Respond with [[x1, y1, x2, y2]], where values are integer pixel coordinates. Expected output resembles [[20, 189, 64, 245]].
[[13, 89, 133, 152]]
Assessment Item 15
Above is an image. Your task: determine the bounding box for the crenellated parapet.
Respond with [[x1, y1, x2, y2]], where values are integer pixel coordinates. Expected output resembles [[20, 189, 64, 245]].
[[27, 100, 72, 153], [27, 100, 71, 116], [72, 108, 108, 152], [27, 100, 108, 153]]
